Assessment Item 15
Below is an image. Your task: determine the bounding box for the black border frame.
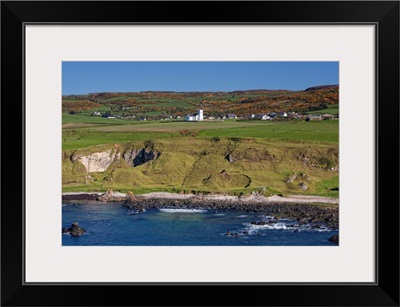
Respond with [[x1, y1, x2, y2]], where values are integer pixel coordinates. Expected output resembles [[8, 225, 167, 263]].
[[1, 1, 399, 306]]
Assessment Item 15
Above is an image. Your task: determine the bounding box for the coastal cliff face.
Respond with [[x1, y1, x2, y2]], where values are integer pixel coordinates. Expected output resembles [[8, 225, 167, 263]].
[[62, 138, 339, 197], [70, 146, 160, 173], [74, 150, 119, 173]]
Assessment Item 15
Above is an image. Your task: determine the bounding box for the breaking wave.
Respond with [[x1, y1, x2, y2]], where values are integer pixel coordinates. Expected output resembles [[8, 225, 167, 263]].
[[159, 208, 207, 213], [242, 222, 332, 234]]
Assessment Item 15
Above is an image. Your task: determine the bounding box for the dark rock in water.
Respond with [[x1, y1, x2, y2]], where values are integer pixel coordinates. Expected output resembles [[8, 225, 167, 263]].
[[250, 221, 257, 225], [293, 229, 299, 233], [328, 234, 339, 245], [256, 221, 266, 226], [225, 231, 231, 236], [297, 217, 308, 224], [63, 222, 86, 237]]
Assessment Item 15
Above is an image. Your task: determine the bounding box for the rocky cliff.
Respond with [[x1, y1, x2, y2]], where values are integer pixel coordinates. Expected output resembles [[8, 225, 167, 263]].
[[70, 145, 160, 173], [73, 150, 120, 173]]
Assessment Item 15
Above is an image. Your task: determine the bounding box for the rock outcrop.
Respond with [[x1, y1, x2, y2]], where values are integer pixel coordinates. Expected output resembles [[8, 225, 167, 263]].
[[96, 189, 127, 202], [74, 150, 119, 173], [225, 149, 275, 163], [328, 234, 339, 245], [62, 222, 86, 237], [70, 145, 160, 174], [299, 182, 308, 190], [123, 148, 160, 167]]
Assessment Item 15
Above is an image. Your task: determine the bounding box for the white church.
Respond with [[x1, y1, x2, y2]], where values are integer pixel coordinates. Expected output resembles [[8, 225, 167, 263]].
[[185, 109, 204, 121]]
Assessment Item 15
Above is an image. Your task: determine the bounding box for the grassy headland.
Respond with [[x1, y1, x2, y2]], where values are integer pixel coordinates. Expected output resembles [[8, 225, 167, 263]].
[[63, 122, 338, 197]]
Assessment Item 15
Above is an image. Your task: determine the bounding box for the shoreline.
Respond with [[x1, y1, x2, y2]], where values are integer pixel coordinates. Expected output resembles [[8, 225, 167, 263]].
[[62, 191, 339, 204], [62, 191, 339, 230]]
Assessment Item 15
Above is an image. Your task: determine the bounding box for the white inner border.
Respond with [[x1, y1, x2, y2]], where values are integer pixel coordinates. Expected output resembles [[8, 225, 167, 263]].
[[25, 25, 375, 283]]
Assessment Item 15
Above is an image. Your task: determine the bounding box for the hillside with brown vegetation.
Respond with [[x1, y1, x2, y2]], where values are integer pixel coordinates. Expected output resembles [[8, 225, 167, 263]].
[[62, 85, 338, 120]]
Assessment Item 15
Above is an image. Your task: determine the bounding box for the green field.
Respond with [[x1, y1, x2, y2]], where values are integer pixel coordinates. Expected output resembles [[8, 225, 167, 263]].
[[102, 96, 129, 102], [200, 120, 338, 143], [307, 108, 339, 115], [62, 113, 133, 125], [63, 130, 179, 150], [307, 103, 339, 115], [89, 120, 266, 132], [63, 119, 338, 150]]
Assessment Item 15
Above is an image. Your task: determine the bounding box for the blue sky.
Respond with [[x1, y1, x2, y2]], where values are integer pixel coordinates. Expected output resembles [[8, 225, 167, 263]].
[[62, 62, 338, 95]]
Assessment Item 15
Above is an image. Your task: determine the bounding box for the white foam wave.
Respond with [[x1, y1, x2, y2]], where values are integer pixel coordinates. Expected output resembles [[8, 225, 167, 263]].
[[159, 208, 207, 213], [242, 221, 334, 234], [243, 222, 291, 234], [237, 215, 248, 218], [214, 213, 226, 216]]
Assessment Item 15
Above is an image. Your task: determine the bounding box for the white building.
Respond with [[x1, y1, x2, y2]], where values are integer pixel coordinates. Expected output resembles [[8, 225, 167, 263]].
[[186, 109, 204, 121]]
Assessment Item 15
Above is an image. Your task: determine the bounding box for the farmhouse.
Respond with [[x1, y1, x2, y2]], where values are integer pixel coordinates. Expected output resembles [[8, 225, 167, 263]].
[[309, 114, 322, 121], [322, 114, 334, 120], [252, 114, 270, 120], [102, 113, 116, 118], [287, 111, 299, 118], [185, 109, 204, 121], [226, 113, 237, 119]]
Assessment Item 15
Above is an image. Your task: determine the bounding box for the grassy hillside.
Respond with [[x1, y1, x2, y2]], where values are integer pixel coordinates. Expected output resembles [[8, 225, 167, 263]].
[[62, 136, 339, 197], [63, 85, 338, 121], [62, 88, 339, 198]]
